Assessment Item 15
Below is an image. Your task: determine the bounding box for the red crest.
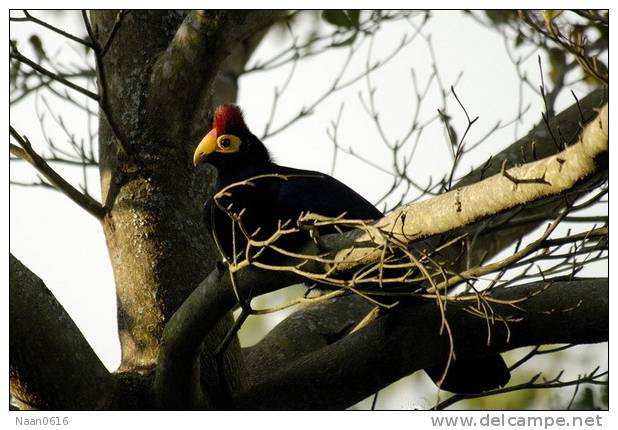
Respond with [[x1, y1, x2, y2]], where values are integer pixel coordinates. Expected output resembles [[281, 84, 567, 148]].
[[212, 104, 248, 133]]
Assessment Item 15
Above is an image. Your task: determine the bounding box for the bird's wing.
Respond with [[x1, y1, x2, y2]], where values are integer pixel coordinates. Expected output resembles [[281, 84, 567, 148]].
[[266, 165, 383, 222], [203, 165, 383, 260]]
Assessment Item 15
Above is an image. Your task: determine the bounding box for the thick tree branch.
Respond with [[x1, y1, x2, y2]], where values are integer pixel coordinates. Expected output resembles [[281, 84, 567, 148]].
[[234, 93, 609, 404], [189, 12, 287, 139], [244, 294, 374, 380], [154, 263, 303, 409], [161, 91, 608, 409], [237, 277, 607, 409], [456, 88, 607, 265], [146, 10, 280, 140], [9, 254, 115, 409], [9, 126, 106, 219], [235, 91, 609, 408], [322, 102, 607, 272]]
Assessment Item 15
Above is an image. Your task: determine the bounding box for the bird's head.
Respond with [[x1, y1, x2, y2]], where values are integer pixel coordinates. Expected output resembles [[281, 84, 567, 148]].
[[193, 104, 269, 170]]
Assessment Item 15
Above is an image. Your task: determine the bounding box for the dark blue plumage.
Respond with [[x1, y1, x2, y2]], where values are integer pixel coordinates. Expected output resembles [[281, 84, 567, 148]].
[[205, 162, 382, 262], [194, 104, 510, 394]]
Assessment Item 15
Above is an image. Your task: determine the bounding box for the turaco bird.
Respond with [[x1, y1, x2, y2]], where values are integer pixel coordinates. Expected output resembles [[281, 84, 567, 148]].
[[193, 103, 510, 394]]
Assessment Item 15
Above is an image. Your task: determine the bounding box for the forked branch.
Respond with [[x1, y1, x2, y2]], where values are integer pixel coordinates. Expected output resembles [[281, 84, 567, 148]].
[[9, 126, 105, 219]]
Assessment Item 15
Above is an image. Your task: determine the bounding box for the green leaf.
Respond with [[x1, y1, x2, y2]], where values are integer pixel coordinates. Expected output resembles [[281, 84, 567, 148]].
[[514, 30, 524, 47], [28, 34, 46, 61], [331, 31, 358, 47], [10, 58, 21, 87], [485, 10, 517, 25], [582, 60, 609, 85], [548, 48, 566, 84], [83, 34, 93, 53], [542, 10, 563, 23], [321, 10, 360, 28]]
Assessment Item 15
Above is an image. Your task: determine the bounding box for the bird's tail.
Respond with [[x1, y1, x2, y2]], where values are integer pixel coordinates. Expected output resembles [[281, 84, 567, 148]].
[[424, 353, 510, 394]]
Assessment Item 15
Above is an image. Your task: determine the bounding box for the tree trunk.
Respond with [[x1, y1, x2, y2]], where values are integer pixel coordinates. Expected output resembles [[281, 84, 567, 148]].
[[91, 10, 276, 405], [9, 11, 607, 410]]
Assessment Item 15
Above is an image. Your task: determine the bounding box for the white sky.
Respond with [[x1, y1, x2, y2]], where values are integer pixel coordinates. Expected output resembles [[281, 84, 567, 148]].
[[8, 9, 609, 410]]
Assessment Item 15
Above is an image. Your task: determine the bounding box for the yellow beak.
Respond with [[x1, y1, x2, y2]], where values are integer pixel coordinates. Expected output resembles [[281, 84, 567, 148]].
[[193, 129, 218, 167]]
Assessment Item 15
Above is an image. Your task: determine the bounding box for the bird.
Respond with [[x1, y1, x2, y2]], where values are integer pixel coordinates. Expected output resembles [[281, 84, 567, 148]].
[[193, 103, 510, 394]]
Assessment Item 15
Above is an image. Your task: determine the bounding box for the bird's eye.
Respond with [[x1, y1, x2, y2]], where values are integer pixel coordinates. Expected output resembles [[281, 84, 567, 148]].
[[216, 134, 241, 152]]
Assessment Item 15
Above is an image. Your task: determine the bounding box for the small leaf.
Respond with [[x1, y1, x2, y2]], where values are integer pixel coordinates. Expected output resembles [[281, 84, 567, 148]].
[[10, 60, 21, 87], [83, 34, 93, 53], [448, 126, 458, 147], [331, 31, 358, 47], [548, 48, 566, 84], [485, 10, 516, 25], [515, 30, 524, 47], [28, 34, 46, 61], [542, 10, 563, 23], [582, 60, 609, 85], [321, 10, 360, 28]]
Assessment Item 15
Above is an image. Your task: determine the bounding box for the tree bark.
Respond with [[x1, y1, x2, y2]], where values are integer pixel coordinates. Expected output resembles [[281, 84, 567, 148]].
[[9, 254, 114, 409], [239, 278, 608, 409], [154, 87, 607, 409], [9, 11, 607, 411], [324, 95, 608, 272], [457, 87, 607, 266], [90, 10, 279, 405]]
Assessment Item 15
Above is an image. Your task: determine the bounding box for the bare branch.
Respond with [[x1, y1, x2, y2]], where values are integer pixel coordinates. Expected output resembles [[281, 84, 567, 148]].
[[518, 11, 608, 84], [261, 23, 424, 140], [325, 102, 607, 273], [154, 263, 301, 409], [10, 41, 99, 101], [101, 10, 126, 56], [435, 367, 608, 410], [13, 10, 95, 48], [9, 126, 105, 219], [82, 10, 130, 156], [239, 277, 607, 409]]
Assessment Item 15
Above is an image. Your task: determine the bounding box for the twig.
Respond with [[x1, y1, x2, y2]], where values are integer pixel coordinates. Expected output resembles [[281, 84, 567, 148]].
[[81, 10, 130, 156], [260, 23, 423, 140], [501, 159, 550, 186], [371, 391, 380, 410], [519, 11, 608, 84], [101, 10, 126, 56], [14, 10, 95, 48], [446, 86, 479, 191], [215, 309, 249, 357], [10, 41, 99, 101], [10, 126, 105, 220], [435, 368, 608, 410]]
